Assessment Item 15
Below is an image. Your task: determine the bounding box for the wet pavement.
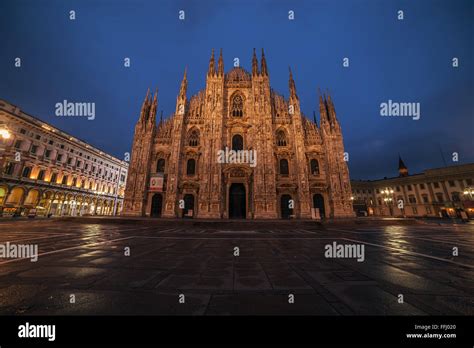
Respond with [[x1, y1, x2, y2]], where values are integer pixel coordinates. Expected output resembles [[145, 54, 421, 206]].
[[0, 219, 473, 315]]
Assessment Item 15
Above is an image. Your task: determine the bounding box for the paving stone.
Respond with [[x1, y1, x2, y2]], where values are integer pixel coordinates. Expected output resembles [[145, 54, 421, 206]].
[[0, 219, 472, 315]]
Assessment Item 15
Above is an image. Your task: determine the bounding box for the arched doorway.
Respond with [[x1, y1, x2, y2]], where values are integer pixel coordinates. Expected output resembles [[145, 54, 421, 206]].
[[6, 187, 25, 206], [229, 183, 246, 219], [151, 193, 163, 217], [280, 194, 293, 219], [313, 194, 325, 218], [182, 194, 194, 218]]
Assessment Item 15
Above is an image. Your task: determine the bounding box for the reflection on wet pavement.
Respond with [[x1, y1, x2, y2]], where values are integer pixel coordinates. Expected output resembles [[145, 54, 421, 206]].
[[0, 219, 472, 315]]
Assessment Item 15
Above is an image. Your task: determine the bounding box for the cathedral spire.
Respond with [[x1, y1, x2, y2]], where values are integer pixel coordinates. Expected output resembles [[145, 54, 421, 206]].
[[326, 91, 335, 123], [260, 48, 268, 76], [252, 48, 259, 76], [139, 88, 151, 123], [179, 66, 187, 98], [208, 48, 216, 76], [318, 89, 329, 126], [289, 67, 297, 99], [325, 90, 341, 132], [144, 88, 150, 104], [148, 88, 158, 124], [218, 48, 224, 76], [313, 110, 318, 125]]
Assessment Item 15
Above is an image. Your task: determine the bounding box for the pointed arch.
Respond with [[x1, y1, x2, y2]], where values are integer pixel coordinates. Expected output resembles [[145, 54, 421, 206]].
[[187, 128, 200, 147], [156, 158, 165, 173], [232, 134, 244, 151], [310, 159, 320, 175], [230, 92, 244, 117], [279, 159, 289, 175], [276, 129, 288, 147], [186, 158, 196, 175]]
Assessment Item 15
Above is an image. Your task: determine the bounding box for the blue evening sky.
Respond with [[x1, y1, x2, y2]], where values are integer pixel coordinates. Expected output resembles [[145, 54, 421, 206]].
[[1, 0, 472, 179]]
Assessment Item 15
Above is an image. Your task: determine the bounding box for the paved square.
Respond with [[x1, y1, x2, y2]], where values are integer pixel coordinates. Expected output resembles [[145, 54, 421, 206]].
[[0, 219, 473, 315]]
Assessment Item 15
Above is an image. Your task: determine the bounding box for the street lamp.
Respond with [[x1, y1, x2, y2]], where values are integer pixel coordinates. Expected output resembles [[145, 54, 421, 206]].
[[463, 187, 474, 199], [381, 187, 394, 216], [0, 124, 11, 139]]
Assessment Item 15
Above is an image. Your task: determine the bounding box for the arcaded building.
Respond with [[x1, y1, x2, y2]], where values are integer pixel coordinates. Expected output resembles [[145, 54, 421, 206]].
[[351, 159, 474, 218], [123, 49, 354, 219], [0, 100, 128, 217]]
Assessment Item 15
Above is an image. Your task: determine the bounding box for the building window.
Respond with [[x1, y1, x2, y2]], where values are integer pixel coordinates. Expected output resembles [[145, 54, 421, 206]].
[[419, 183, 425, 190], [377, 198, 382, 205], [157, 159, 165, 173], [231, 94, 244, 117], [72, 177, 77, 186], [4, 162, 15, 175], [276, 130, 287, 146], [466, 178, 473, 185], [20, 128, 27, 134], [451, 192, 461, 202], [396, 186, 400, 192], [67, 157, 72, 165], [89, 182, 93, 190], [408, 195, 416, 203], [22, 166, 31, 178], [31, 145, 38, 154], [279, 159, 289, 175], [62, 175, 68, 185], [37, 170, 45, 181], [186, 159, 196, 175], [412, 207, 418, 214], [448, 180, 455, 187], [14, 140, 22, 149], [81, 179, 85, 188], [433, 182, 440, 189], [232, 134, 243, 151], [426, 206, 432, 214], [436, 192, 444, 203], [45, 149, 51, 158], [51, 172, 58, 183], [57, 154, 63, 161], [188, 130, 199, 146], [422, 194, 429, 203], [376, 189, 380, 194], [310, 159, 320, 175], [407, 185, 412, 191]]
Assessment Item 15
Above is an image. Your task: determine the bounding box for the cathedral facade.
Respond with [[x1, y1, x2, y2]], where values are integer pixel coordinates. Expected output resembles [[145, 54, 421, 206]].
[[123, 49, 354, 219]]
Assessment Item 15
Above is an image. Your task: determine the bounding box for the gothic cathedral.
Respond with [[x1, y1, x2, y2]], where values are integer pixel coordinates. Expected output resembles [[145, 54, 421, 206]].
[[123, 49, 354, 219]]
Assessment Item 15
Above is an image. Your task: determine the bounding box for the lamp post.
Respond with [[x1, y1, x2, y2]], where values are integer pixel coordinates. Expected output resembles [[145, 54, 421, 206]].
[[381, 187, 394, 216]]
